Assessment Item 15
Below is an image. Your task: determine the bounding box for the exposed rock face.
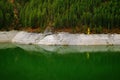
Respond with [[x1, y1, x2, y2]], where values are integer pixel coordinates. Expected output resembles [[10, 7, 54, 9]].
[[38, 33, 120, 45], [44, 26, 54, 36], [12, 31, 44, 44], [0, 31, 120, 45], [43, 22, 55, 36], [0, 31, 18, 42]]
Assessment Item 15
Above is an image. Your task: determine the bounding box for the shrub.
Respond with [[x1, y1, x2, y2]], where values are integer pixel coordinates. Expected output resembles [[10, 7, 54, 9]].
[[0, 0, 14, 29]]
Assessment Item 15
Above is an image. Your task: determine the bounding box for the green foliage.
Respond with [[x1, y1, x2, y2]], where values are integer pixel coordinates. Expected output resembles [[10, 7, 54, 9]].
[[19, 0, 120, 29], [0, 0, 14, 29], [93, 1, 120, 28], [0, 10, 3, 27], [0, 0, 120, 32]]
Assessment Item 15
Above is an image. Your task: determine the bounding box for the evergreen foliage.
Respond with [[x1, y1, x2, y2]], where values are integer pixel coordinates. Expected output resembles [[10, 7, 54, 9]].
[[0, 0, 14, 28], [0, 0, 120, 32], [19, 0, 120, 29]]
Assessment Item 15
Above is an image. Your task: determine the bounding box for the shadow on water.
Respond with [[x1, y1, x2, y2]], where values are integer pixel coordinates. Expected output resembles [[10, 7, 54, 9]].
[[0, 43, 120, 80]]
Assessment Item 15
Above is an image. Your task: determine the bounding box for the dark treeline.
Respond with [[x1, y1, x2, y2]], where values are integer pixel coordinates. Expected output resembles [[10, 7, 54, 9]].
[[0, 0, 120, 32]]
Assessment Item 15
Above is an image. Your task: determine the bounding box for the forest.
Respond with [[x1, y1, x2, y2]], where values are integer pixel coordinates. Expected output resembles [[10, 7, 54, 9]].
[[0, 0, 120, 33]]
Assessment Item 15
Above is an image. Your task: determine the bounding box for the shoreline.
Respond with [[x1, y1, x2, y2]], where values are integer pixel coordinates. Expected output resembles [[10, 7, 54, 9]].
[[0, 31, 120, 45]]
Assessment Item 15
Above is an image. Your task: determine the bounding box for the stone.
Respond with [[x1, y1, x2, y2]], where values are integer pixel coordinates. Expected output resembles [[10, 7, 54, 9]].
[[0, 31, 120, 45]]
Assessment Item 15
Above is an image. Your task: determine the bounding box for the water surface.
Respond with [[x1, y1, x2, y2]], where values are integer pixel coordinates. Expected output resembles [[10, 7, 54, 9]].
[[0, 43, 120, 80]]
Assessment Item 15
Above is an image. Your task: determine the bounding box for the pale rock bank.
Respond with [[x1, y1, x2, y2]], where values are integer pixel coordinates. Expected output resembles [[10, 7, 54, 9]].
[[0, 31, 18, 42], [0, 31, 120, 45]]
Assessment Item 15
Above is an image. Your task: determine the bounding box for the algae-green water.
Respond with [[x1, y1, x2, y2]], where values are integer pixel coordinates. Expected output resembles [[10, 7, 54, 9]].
[[0, 43, 120, 80]]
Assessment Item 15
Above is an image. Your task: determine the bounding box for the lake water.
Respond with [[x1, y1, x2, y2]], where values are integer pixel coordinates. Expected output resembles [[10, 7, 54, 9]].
[[0, 43, 120, 80]]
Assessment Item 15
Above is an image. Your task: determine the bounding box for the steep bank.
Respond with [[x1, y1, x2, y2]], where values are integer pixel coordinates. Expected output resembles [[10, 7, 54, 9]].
[[0, 31, 120, 45]]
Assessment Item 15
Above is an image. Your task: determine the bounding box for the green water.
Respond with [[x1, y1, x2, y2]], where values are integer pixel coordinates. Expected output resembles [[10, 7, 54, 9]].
[[0, 43, 120, 80]]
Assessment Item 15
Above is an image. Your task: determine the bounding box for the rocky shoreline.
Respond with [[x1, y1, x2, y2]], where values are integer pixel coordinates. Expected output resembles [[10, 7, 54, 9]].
[[0, 31, 120, 45]]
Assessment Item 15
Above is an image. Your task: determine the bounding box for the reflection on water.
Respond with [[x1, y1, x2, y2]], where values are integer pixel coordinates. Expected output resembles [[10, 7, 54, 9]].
[[0, 43, 120, 80], [0, 43, 120, 53]]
